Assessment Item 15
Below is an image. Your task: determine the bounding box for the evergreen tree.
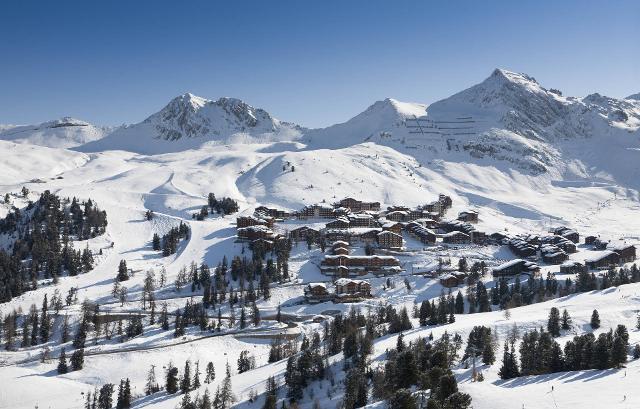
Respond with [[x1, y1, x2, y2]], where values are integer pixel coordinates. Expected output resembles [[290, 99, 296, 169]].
[[590, 309, 600, 329], [205, 362, 215, 384], [98, 384, 114, 409], [561, 309, 572, 330], [181, 360, 192, 393], [610, 324, 629, 367], [455, 291, 464, 314], [152, 233, 161, 251], [117, 260, 129, 282], [71, 348, 85, 371], [547, 307, 561, 337], [166, 362, 179, 394], [498, 341, 519, 379], [57, 348, 69, 374], [219, 362, 234, 408], [145, 365, 160, 395], [39, 294, 50, 342]]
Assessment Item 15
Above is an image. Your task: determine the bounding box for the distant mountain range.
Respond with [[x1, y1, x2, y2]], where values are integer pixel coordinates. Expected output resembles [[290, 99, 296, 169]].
[[2, 69, 639, 188]]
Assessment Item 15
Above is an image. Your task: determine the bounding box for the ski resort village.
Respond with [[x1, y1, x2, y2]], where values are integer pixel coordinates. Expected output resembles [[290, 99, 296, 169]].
[[2, 62, 640, 409]]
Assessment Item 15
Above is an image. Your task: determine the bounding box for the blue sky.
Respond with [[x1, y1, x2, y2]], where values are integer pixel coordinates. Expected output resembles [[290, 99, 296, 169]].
[[1, 0, 638, 128]]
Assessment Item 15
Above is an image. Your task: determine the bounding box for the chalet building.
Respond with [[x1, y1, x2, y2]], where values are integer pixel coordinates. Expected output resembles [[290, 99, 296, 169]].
[[304, 283, 332, 303], [489, 232, 509, 245], [457, 210, 479, 223], [423, 194, 452, 216], [250, 238, 275, 251], [412, 218, 438, 229], [348, 213, 378, 227], [541, 244, 569, 264], [324, 229, 352, 243], [326, 217, 350, 229], [297, 203, 336, 219], [334, 278, 372, 297], [470, 231, 487, 245], [560, 260, 586, 274], [386, 210, 409, 222], [335, 197, 381, 212], [553, 227, 579, 244], [289, 226, 321, 242], [585, 251, 620, 270], [236, 215, 271, 228], [377, 231, 404, 250], [439, 194, 453, 210], [321, 254, 401, 276], [356, 228, 382, 243], [423, 201, 442, 215], [593, 238, 609, 250], [442, 231, 471, 244], [492, 259, 540, 277], [584, 235, 598, 245], [439, 272, 466, 288], [508, 237, 537, 258], [381, 221, 403, 234], [439, 274, 460, 288], [608, 243, 636, 263], [254, 206, 290, 219], [237, 225, 274, 241], [405, 222, 436, 244]]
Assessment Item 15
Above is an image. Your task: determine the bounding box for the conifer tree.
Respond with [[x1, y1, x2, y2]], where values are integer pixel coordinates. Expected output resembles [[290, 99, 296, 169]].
[[205, 362, 215, 384], [117, 260, 129, 282], [71, 348, 84, 371], [547, 307, 561, 337], [193, 361, 201, 389], [590, 309, 600, 329], [152, 233, 161, 251], [145, 365, 160, 395], [57, 347, 69, 374], [561, 309, 572, 330], [98, 384, 114, 409], [181, 360, 192, 393], [498, 341, 519, 379], [610, 324, 629, 367], [166, 362, 179, 394]]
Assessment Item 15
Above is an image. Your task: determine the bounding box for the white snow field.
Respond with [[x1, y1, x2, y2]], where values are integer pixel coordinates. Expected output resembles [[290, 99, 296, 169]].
[[0, 69, 639, 408]]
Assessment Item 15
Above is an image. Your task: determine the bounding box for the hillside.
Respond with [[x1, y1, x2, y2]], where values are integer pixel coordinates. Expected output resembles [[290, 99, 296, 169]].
[[0, 68, 639, 409], [0, 117, 111, 149]]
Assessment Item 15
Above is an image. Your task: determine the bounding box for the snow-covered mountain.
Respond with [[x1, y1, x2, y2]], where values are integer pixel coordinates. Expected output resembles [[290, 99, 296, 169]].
[[77, 93, 305, 154], [306, 69, 640, 189], [627, 92, 640, 101], [0, 117, 111, 148]]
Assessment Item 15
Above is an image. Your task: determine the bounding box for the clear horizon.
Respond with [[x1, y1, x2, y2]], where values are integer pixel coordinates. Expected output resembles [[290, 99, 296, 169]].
[[1, 0, 638, 128]]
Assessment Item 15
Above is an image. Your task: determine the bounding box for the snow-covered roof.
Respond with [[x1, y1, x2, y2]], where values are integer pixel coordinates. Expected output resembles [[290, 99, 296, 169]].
[[585, 250, 617, 262], [334, 278, 368, 286]]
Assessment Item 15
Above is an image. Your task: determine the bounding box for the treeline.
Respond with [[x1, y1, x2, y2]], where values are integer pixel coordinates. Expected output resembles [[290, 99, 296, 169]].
[[193, 193, 239, 220], [271, 305, 470, 409], [0, 191, 104, 302], [499, 307, 632, 379]]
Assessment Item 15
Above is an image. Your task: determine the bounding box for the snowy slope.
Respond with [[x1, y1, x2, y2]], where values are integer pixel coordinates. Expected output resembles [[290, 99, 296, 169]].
[[77, 93, 305, 154], [0, 69, 640, 409], [0, 140, 89, 185], [0, 117, 111, 148], [626, 92, 640, 101], [306, 69, 640, 190]]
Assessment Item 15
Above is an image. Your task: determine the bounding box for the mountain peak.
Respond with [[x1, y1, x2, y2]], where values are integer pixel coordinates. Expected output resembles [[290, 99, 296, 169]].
[[166, 93, 210, 111], [626, 92, 640, 101]]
